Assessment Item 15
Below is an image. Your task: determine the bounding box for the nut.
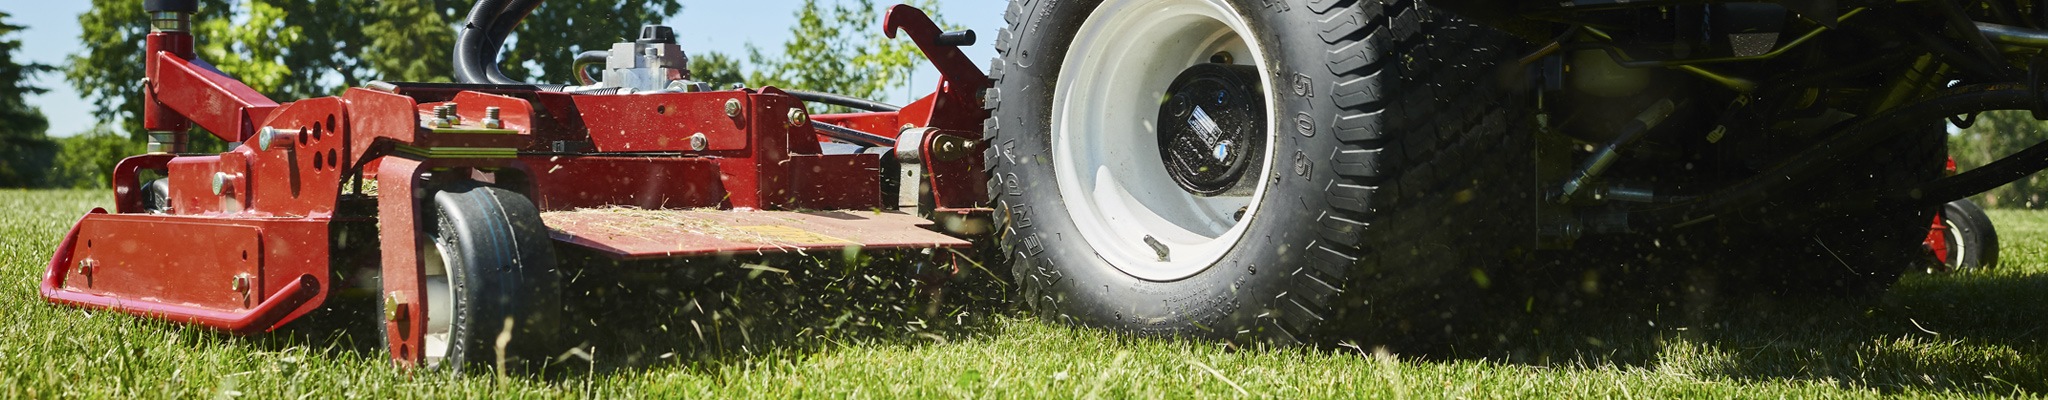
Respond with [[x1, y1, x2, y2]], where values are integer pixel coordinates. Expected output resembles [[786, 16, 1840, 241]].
[[787, 108, 809, 127]]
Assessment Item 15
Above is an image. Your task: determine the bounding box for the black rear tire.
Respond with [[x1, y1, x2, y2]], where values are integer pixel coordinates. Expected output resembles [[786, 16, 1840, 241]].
[[987, 0, 1535, 343]]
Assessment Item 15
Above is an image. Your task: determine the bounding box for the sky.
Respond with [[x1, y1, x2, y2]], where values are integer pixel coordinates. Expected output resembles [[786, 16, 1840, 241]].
[[2, 1, 1006, 137]]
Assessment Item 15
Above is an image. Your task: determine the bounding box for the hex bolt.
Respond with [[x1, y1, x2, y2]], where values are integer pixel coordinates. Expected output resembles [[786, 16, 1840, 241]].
[[787, 108, 809, 127], [77, 259, 96, 276], [483, 106, 503, 129], [431, 105, 452, 128], [445, 102, 462, 125], [384, 292, 403, 322], [211, 172, 232, 195], [689, 133, 709, 151], [257, 127, 277, 150], [724, 99, 743, 118], [231, 274, 252, 293]]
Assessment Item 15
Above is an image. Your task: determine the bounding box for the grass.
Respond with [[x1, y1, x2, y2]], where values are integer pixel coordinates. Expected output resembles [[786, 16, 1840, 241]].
[[1, 188, 2044, 398]]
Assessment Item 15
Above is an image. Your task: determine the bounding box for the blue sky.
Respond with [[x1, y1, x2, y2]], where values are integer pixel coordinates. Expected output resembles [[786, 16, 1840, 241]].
[[3, 1, 1006, 137]]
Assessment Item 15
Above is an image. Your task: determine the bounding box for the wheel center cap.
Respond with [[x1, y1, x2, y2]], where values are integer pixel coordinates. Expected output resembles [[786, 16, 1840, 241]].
[[1157, 64, 1265, 197]]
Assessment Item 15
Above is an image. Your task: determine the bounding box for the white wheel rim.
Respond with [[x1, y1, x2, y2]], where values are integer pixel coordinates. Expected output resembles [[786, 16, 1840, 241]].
[[420, 240, 455, 364], [1052, 0, 1273, 282], [1944, 219, 1968, 267]]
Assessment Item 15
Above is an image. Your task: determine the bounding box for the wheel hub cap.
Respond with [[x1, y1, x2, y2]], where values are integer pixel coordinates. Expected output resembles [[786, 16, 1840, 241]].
[[1157, 64, 1266, 197]]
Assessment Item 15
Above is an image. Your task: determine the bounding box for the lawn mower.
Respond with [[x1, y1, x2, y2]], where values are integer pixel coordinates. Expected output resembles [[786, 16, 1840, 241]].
[[48, 0, 2048, 370], [43, 0, 990, 369]]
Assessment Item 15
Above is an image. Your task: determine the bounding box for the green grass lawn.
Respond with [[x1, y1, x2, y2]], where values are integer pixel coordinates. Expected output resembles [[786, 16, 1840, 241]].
[[1, 189, 2042, 398]]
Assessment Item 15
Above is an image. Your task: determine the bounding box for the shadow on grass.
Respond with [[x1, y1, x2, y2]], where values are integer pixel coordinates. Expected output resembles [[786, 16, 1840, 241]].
[[547, 247, 1014, 376], [263, 245, 1016, 381], [1334, 242, 2048, 396]]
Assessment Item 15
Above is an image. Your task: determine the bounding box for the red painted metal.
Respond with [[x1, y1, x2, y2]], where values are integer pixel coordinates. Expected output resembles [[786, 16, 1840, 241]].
[[149, 51, 279, 144], [245, 98, 351, 217], [522, 155, 728, 211], [916, 128, 989, 211], [1925, 213, 1951, 265], [542, 208, 971, 260], [111, 154, 176, 213], [49, 4, 995, 367], [42, 210, 329, 333], [789, 154, 883, 210], [884, 4, 990, 132], [573, 91, 754, 152], [142, 32, 193, 151], [812, 112, 903, 140], [375, 157, 429, 367]]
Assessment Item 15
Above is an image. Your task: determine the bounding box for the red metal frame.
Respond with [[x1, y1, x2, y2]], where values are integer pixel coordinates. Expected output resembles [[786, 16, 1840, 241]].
[[44, 5, 992, 367]]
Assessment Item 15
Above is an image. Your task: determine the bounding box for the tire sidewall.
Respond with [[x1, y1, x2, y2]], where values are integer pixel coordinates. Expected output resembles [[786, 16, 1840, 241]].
[[995, 0, 1346, 338], [422, 183, 562, 371]]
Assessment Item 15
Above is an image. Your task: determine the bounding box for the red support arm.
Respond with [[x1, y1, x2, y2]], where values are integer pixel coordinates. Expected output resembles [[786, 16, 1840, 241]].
[[149, 49, 279, 144]]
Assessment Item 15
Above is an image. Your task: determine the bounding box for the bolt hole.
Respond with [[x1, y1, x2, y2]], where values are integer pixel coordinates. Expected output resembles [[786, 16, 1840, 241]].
[[312, 121, 323, 140], [86, 240, 92, 248], [313, 151, 324, 170], [1210, 51, 1234, 64], [329, 149, 339, 168], [657, 105, 668, 114], [241, 250, 248, 260], [298, 128, 310, 145], [327, 115, 337, 134]]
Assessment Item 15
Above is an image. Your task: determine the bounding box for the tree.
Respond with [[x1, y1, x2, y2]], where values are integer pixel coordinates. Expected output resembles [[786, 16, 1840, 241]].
[[0, 11, 57, 187], [49, 125, 143, 189], [1950, 110, 2048, 208], [692, 52, 746, 90], [739, 0, 951, 112], [67, 0, 682, 143]]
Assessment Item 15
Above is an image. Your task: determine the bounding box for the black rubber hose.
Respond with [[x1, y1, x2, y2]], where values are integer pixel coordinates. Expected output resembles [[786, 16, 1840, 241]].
[[452, 0, 508, 84], [1631, 83, 2034, 229], [785, 90, 901, 112], [573, 50, 608, 85], [453, 0, 542, 84]]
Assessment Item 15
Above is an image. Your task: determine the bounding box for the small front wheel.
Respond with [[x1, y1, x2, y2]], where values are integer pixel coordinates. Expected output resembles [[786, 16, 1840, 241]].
[[1937, 198, 1999, 270], [380, 181, 563, 371]]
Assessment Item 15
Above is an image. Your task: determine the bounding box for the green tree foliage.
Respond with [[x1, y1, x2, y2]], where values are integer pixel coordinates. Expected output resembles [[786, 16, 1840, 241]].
[[66, 0, 682, 143], [739, 0, 950, 112], [692, 52, 746, 90], [1951, 110, 2048, 208], [0, 11, 57, 188], [49, 125, 144, 189]]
